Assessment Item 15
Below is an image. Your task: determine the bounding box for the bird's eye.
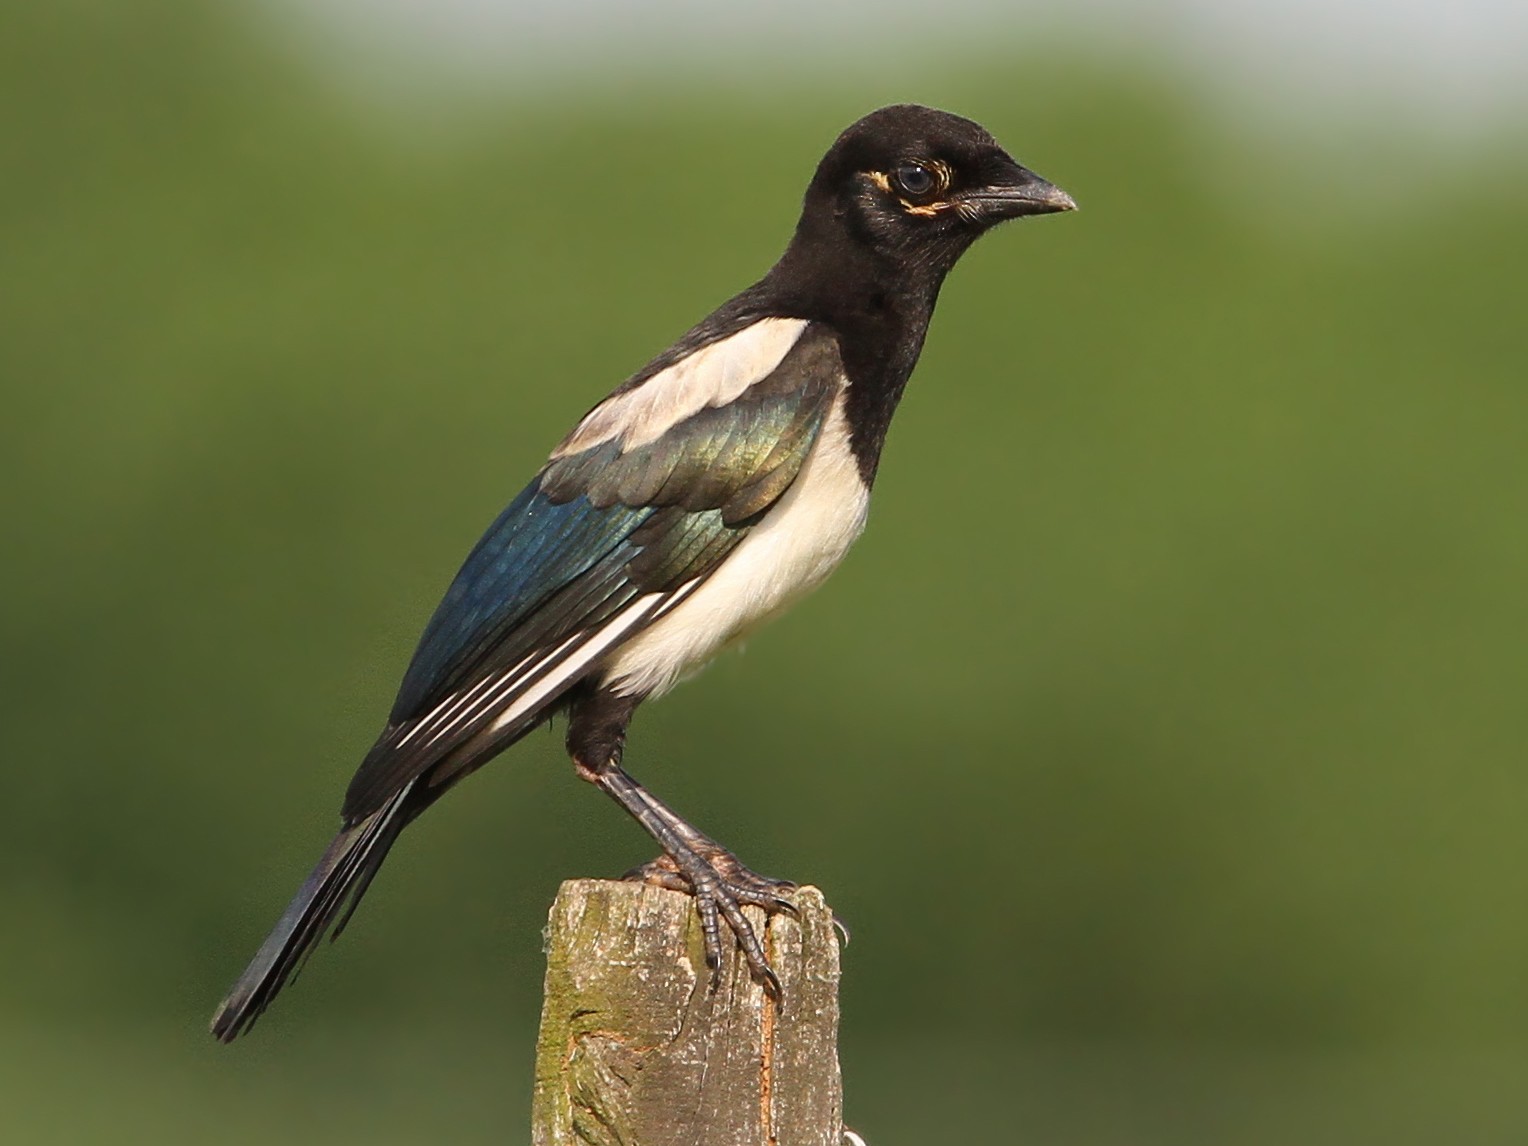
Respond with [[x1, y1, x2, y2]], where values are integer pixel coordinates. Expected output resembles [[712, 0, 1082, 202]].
[[894, 162, 936, 198]]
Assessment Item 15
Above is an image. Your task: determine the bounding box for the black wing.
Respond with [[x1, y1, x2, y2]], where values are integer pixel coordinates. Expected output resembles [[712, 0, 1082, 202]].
[[341, 322, 843, 820]]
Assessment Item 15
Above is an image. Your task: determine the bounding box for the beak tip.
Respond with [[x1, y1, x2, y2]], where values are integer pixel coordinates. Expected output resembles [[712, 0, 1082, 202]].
[[959, 171, 1077, 221], [1034, 180, 1077, 214]]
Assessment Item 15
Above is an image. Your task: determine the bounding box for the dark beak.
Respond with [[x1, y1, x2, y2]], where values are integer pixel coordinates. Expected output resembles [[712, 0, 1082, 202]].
[[960, 159, 1077, 221]]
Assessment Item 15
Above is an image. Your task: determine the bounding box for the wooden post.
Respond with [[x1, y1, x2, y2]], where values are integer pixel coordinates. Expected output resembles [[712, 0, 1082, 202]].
[[532, 879, 843, 1146]]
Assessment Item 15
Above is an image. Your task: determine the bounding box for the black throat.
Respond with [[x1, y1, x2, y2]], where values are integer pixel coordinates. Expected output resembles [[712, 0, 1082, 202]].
[[621, 194, 973, 488], [752, 206, 961, 487]]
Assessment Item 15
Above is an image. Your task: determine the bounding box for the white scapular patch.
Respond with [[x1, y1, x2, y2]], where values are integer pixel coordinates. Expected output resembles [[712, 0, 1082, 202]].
[[598, 390, 871, 699], [552, 317, 810, 458]]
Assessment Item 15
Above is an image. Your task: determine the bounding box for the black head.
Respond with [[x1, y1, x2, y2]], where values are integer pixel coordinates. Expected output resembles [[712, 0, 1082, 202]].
[[787, 104, 1074, 288]]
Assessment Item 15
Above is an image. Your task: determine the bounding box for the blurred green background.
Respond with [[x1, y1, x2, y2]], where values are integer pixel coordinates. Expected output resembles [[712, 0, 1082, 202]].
[[4, 1, 1527, 1142]]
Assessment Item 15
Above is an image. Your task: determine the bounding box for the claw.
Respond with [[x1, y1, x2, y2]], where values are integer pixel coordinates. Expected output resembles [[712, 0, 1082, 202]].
[[587, 761, 797, 1000], [625, 846, 796, 999], [623, 855, 697, 895], [832, 914, 852, 946]]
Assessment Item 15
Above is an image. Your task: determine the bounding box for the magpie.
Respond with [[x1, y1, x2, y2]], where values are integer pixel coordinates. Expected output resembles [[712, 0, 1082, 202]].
[[211, 104, 1074, 1041]]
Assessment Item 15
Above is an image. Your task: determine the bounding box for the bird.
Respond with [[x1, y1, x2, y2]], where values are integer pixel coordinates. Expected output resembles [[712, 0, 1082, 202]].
[[210, 103, 1074, 1042]]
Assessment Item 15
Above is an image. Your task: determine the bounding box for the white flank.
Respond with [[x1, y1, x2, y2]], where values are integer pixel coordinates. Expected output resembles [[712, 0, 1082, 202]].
[[598, 391, 871, 699], [552, 317, 810, 457]]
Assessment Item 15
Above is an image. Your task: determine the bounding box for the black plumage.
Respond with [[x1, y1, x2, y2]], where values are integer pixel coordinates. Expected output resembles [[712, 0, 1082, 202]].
[[211, 104, 1073, 1041]]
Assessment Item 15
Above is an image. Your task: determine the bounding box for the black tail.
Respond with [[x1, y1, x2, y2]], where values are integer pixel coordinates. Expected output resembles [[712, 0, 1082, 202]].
[[210, 783, 416, 1042]]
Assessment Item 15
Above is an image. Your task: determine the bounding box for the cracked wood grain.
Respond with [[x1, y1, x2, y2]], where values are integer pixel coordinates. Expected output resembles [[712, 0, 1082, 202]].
[[532, 879, 843, 1146]]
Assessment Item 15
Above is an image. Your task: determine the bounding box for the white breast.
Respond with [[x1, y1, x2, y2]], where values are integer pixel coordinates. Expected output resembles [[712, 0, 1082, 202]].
[[599, 392, 870, 699]]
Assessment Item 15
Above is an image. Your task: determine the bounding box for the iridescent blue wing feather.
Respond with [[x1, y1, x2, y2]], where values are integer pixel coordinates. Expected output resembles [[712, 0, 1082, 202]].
[[341, 322, 842, 821], [389, 487, 652, 720]]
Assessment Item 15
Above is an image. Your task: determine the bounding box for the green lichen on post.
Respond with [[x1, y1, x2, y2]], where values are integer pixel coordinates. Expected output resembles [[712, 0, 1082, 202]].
[[531, 879, 844, 1146]]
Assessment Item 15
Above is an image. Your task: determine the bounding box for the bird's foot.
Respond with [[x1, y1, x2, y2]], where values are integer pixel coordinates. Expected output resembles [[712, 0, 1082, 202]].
[[623, 848, 797, 998]]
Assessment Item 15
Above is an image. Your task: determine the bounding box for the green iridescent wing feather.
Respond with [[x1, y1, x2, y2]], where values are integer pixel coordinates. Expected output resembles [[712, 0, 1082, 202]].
[[341, 325, 842, 820]]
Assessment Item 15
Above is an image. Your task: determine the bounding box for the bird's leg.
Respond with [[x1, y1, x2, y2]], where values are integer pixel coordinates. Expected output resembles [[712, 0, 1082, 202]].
[[591, 763, 792, 997], [566, 685, 794, 997], [619, 796, 798, 906]]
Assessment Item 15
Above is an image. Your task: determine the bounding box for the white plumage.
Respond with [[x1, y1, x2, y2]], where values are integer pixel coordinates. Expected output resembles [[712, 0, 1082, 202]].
[[552, 317, 810, 457], [462, 320, 869, 734], [600, 391, 869, 698], [390, 317, 864, 751]]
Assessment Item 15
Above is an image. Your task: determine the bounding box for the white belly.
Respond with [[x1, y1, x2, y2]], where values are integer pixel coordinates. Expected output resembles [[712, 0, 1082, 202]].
[[599, 397, 870, 699]]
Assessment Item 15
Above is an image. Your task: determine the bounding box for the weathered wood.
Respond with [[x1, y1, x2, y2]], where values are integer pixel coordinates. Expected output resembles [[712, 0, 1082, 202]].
[[532, 879, 843, 1146]]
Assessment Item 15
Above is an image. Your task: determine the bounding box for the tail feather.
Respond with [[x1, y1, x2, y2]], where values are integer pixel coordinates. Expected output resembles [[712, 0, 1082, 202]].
[[210, 784, 416, 1042]]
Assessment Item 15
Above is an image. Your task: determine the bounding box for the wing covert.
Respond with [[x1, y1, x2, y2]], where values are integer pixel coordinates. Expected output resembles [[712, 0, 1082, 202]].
[[342, 323, 843, 821]]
